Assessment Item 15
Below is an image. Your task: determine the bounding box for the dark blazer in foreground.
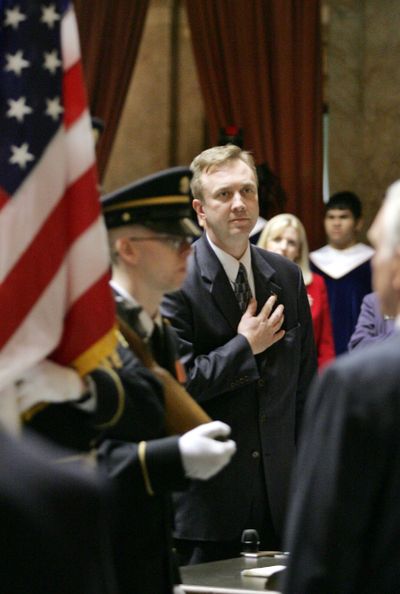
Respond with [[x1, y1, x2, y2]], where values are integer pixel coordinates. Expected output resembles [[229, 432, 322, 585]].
[[162, 236, 317, 542], [0, 429, 116, 594], [283, 331, 400, 594]]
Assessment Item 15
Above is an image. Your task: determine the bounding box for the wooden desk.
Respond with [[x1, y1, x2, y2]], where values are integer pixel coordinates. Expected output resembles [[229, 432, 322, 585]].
[[181, 555, 287, 593]]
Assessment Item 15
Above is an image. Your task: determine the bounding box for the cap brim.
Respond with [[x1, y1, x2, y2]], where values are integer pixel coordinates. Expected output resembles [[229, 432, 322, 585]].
[[147, 217, 202, 238]]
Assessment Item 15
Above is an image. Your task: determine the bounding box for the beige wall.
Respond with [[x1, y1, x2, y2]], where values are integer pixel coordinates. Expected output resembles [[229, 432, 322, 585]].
[[327, 0, 400, 233], [105, 0, 400, 239], [103, 0, 204, 193]]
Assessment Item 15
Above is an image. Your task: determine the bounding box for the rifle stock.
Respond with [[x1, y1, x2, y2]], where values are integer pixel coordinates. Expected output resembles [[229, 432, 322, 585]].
[[117, 317, 211, 435]]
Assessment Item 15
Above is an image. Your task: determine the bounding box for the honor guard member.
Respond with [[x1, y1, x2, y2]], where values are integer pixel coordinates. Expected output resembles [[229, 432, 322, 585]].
[[21, 167, 236, 594], [98, 167, 236, 594], [102, 166, 201, 380]]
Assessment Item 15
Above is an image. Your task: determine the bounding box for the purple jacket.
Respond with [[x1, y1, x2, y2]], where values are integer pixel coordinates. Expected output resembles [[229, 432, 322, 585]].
[[348, 292, 395, 350]]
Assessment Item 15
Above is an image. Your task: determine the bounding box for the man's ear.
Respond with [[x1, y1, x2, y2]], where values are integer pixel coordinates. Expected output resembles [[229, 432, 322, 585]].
[[193, 198, 206, 224], [115, 236, 139, 265]]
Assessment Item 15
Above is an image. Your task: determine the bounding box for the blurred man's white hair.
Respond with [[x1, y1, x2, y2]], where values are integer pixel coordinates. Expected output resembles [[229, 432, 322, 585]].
[[382, 181, 400, 254]]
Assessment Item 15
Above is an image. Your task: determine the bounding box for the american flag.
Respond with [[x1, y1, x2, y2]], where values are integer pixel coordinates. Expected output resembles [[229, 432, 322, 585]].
[[0, 1, 117, 411]]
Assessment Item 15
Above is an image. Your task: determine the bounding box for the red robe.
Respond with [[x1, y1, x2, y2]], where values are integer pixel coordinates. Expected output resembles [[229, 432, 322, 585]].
[[307, 273, 335, 369]]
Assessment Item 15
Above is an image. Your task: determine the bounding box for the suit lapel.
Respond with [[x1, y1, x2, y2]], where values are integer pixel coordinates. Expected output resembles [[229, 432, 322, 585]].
[[195, 236, 242, 330], [194, 237, 284, 329], [251, 246, 283, 314]]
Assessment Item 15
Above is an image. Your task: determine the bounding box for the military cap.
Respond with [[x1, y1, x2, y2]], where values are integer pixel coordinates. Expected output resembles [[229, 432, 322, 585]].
[[101, 166, 201, 238]]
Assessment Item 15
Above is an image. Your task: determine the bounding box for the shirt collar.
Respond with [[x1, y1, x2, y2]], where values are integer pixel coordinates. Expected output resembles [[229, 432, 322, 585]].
[[205, 233, 254, 294]]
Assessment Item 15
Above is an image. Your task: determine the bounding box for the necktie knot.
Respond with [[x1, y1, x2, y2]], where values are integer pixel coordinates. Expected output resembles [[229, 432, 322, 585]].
[[234, 263, 252, 312]]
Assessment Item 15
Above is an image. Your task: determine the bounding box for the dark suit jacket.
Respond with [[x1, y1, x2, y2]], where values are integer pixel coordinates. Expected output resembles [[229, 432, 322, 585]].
[[283, 331, 400, 594], [161, 236, 317, 541], [0, 429, 116, 594]]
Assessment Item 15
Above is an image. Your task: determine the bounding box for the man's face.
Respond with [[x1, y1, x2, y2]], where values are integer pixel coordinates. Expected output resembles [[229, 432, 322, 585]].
[[193, 159, 259, 254], [119, 227, 192, 294], [324, 208, 361, 250], [368, 205, 399, 317]]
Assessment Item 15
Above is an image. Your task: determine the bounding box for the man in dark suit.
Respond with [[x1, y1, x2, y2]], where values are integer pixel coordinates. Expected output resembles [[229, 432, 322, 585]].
[[161, 144, 317, 564], [282, 181, 400, 594]]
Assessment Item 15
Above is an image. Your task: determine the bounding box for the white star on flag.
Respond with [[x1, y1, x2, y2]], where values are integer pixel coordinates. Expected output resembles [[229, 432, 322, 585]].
[[4, 6, 27, 29], [43, 49, 61, 74], [4, 50, 30, 76], [40, 4, 60, 28], [7, 97, 33, 122], [9, 143, 35, 169], [45, 96, 64, 120]]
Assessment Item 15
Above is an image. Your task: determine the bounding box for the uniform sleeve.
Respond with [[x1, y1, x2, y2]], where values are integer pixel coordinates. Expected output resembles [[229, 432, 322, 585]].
[[97, 435, 187, 496], [24, 345, 167, 450]]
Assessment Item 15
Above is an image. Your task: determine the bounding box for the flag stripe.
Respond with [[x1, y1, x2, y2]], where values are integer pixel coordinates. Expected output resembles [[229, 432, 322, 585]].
[[64, 216, 112, 305], [0, 268, 70, 389], [51, 272, 116, 365], [63, 61, 87, 128], [0, 164, 101, 348], [61, 7, 80, 71], [0, 116, 94, 283], [0, 188, 9, 212]]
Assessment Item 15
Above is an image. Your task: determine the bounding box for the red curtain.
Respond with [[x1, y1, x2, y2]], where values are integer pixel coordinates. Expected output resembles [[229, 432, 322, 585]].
[[74, 0, 149, 180], [185, 0, 324, 249]]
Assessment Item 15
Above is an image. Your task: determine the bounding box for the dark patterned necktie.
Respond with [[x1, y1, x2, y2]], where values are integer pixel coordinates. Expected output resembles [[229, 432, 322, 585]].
[[234, 263, 252, 312]]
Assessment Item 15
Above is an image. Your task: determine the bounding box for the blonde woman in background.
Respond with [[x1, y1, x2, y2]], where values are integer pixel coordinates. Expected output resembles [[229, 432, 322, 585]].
[[258, 214, 335, 369]]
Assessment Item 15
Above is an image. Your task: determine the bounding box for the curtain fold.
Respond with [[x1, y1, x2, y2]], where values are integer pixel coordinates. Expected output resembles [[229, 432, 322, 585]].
[[185, 0, 324, 249], [74, 0, 149, 180]]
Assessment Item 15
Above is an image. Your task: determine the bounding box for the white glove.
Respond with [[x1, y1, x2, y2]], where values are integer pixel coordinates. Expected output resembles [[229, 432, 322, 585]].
[[15, 359, 86, 413], [179, 421, 236, 480]]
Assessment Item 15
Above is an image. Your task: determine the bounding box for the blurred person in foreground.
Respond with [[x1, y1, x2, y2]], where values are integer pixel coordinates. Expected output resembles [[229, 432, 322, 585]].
[[258, 213, 335, 369], [162, 144, 317, 564], [282, 181, 400, 594], [0, 426, 116, 594]]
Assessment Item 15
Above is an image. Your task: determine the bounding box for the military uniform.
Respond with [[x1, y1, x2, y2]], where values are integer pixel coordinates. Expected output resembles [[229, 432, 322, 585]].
[[27, 167, 204, 594], [105, 166, 203, 593], [112, 281, 185, 381], [25, 334, 188, 594]]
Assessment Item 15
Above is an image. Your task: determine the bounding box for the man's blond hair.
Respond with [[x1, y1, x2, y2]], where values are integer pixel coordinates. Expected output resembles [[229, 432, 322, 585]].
[[190, 144, 258, 202]]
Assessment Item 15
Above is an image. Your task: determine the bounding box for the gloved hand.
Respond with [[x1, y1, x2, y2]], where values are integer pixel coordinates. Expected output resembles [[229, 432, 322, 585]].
[[15, 359, 86, 413], [179, 421, 236, 480]]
